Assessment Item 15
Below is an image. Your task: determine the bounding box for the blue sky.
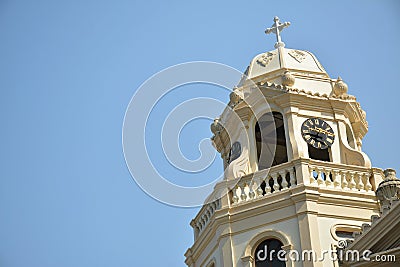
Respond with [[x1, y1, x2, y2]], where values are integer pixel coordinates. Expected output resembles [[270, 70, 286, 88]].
[[1, 1, 399, 266]]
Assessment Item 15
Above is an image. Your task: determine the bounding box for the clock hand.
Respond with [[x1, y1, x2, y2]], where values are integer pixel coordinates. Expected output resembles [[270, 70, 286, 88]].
[[309, 127, 333, 137], [314, 127, 335, 136]]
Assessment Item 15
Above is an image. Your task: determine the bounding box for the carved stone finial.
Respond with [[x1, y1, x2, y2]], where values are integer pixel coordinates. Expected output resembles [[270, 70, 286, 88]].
[[265, 16, 291, 48], [376, 168, 400, 207], [333, 76, 348, 96], [210, 118, 223, 135], [384, 169, 397, 179], [229, 90, 243, 107], [281, 71, 295, 87]]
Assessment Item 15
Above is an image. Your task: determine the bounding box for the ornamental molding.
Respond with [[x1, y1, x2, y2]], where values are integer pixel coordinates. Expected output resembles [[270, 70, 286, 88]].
[[256, 52, 275, 67], [288, 49, 307, 63], [211, 128, 229, 154], [228, 89, 244, 108], [346, 101, 369, 129], [256, 80, 357, 101], [246, 68, 330, 87]]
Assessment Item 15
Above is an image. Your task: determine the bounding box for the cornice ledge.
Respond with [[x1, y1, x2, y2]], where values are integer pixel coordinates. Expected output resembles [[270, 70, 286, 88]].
[[347, 200, 400, 252], [290, 186, 321, 202], [229, 191, 293, 215]]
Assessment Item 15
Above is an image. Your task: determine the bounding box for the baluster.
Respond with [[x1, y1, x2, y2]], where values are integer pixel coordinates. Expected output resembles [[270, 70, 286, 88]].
[[280, 170, 289, 189], [200, 219, 204, 230], [209, 205, 214, 215], [325, 169, 333, 187], [240, 182, 247, 201], [364, 173, 372, 192], [248, 180, 256, 199], [265, 177, 272, 195], [232, 185, 239, 203], [356, 173, 365, 192], [349, 172, 357, 191], [332, 170, 341, 188], [317, 168, 324, 186], [289, 168, 296, 188], [196, 222, 202, 232], [309, 166, 317, 184], [342, 171, 349, 190], [211, 201, 217, 211], [195, 226, 200, 237], [207, 206, 212, 218], [256, 177, 264, 198], [271, 173, 280, 192], [203, 211, 208, 223]]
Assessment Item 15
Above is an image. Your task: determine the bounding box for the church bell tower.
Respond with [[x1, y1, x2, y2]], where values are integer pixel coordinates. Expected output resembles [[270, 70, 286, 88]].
[[184, 17, 384, 267]]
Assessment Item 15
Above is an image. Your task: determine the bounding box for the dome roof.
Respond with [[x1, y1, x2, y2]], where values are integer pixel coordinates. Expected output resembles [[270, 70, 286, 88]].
[[238, 47, 334, 95], [244, 47, 328, 79]]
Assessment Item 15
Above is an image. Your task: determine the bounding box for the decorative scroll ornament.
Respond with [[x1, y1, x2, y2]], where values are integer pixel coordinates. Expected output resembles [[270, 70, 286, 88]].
[[288, 50, 307, 63], [210, 118, 223, 135], [229, 89, 243, 107], [257, 52, 274, 67], [226, 148, 251, 178]]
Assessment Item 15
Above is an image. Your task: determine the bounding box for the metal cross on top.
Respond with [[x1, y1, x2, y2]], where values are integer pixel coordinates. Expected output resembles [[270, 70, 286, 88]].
[[265, 16, 291, 48]]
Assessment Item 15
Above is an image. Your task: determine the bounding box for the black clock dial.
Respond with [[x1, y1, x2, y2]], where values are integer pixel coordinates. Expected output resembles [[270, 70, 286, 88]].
[[301, 118, 335, 149]]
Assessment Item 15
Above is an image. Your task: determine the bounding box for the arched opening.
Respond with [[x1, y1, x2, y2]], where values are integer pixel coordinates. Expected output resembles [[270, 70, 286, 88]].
[[308, 144, 330, 162], [255, 112, 288, 170], [254, 238, 285, 267]]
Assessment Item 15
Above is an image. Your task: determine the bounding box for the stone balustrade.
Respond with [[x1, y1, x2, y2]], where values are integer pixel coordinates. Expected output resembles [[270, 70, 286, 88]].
[[192, 159, 377, 240], [307, 161, 373, 192], [192, 198, 221, 238], [230, 161, 297, 205], [229, 159, 375, 206]]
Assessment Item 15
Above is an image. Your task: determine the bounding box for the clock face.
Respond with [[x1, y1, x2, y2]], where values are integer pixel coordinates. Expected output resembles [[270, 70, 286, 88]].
[[228, 142, 241, 163], [301, 118, 335, 149]]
